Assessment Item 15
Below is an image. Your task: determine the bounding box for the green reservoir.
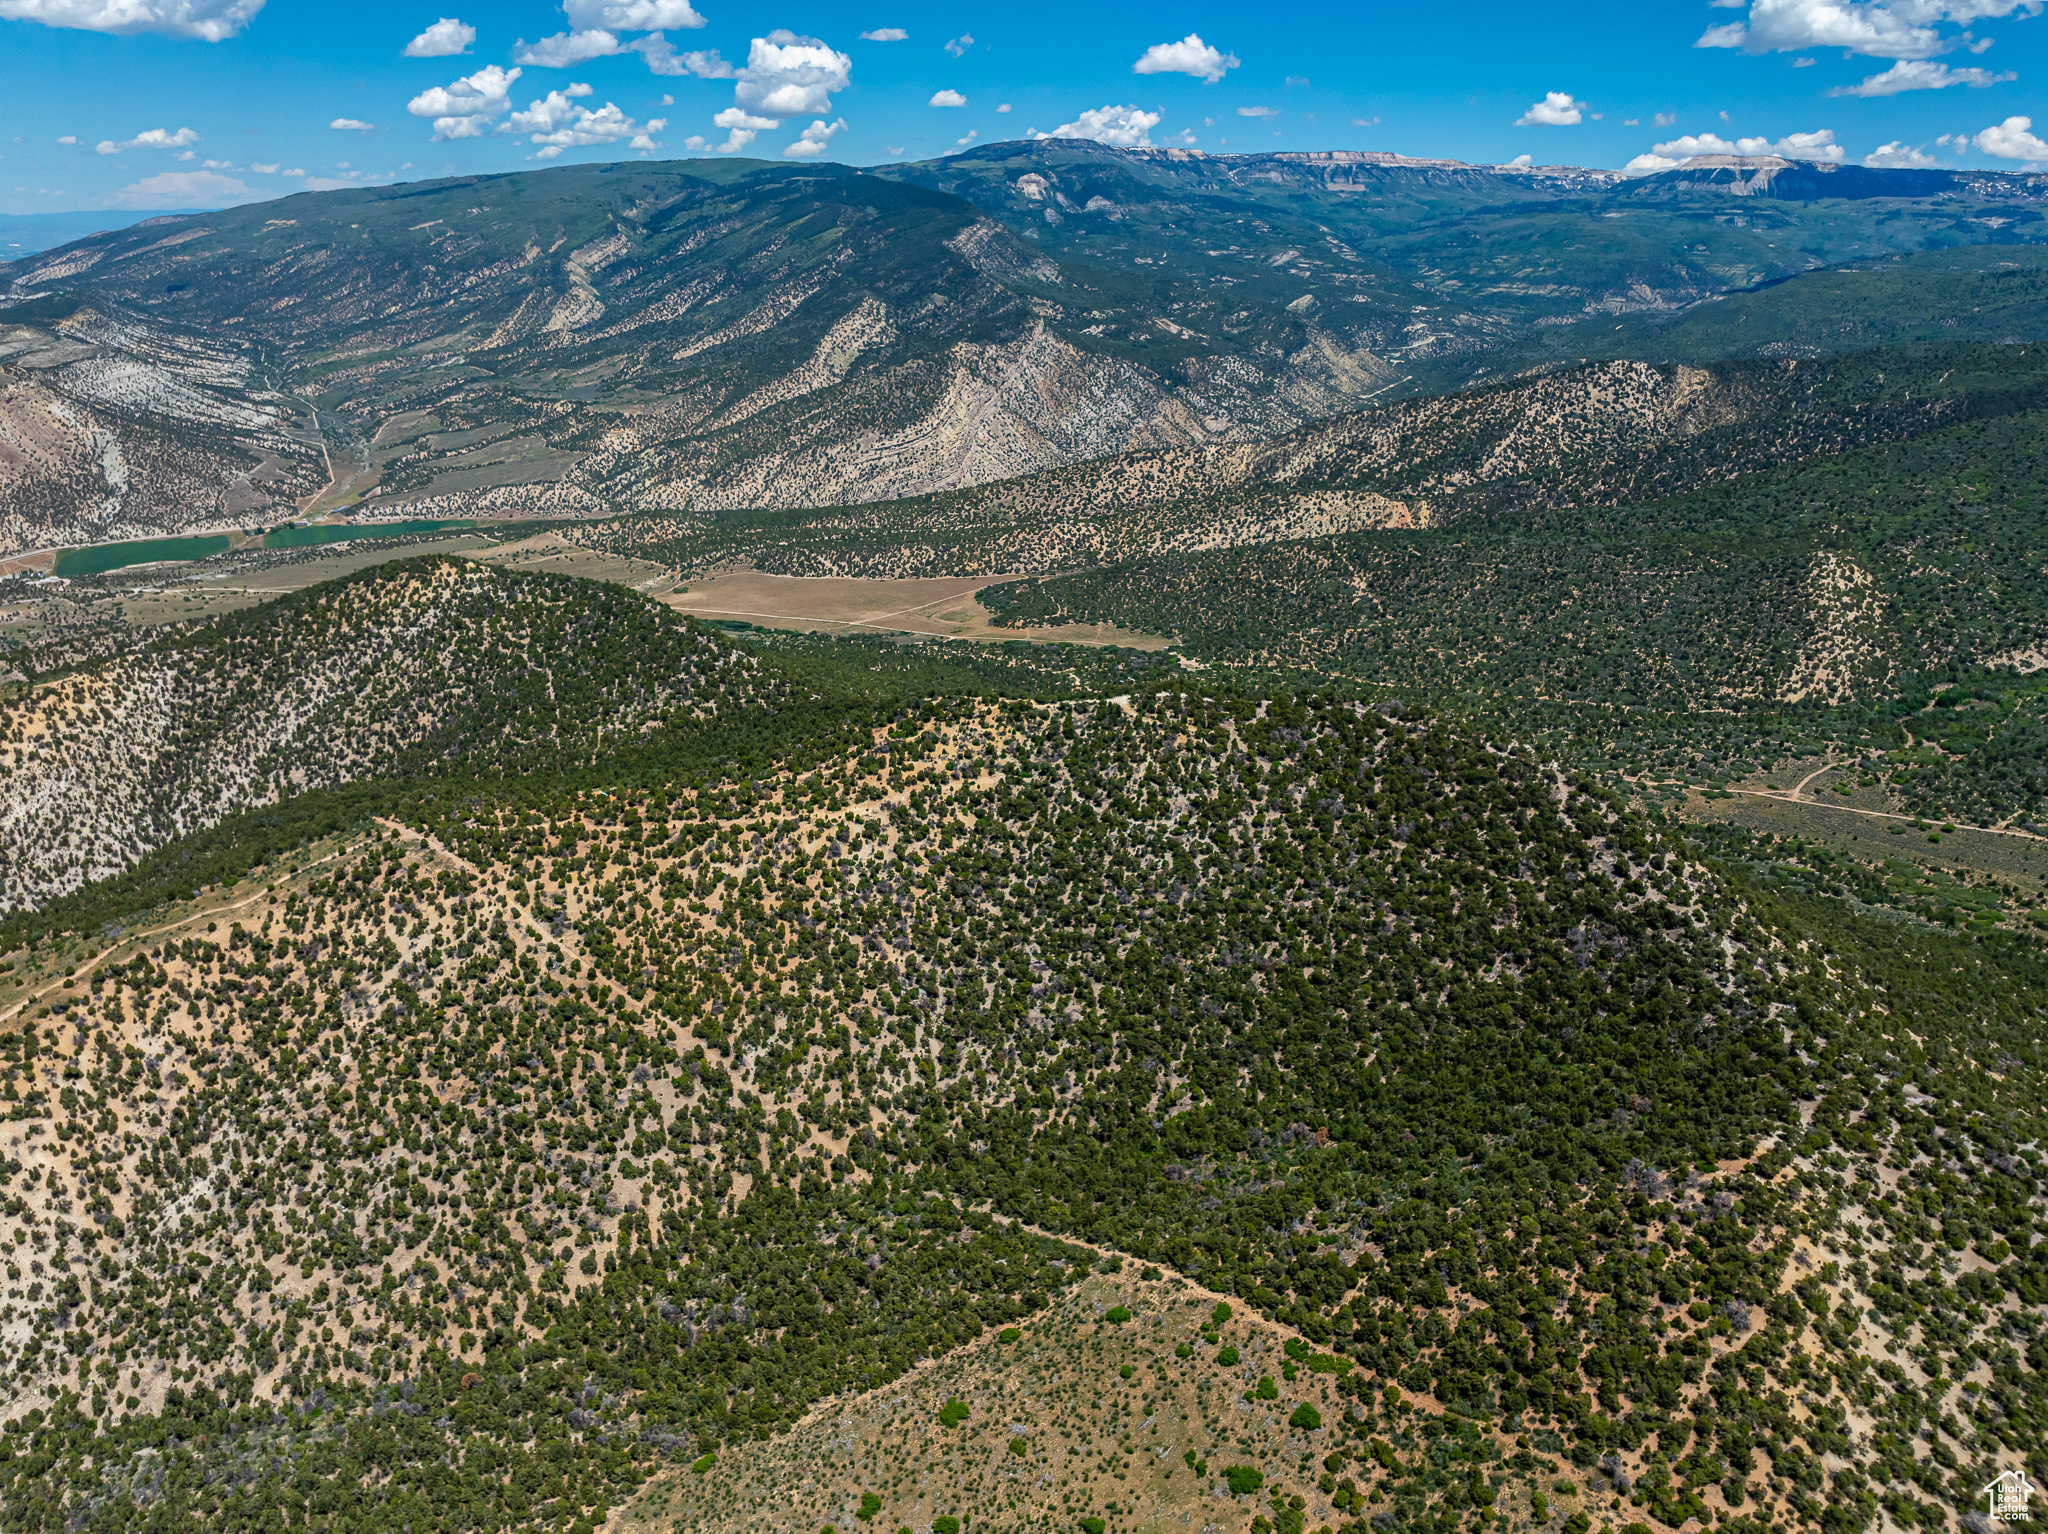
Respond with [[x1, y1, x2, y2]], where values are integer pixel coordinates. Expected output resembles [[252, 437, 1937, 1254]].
[[46, 519, 481, 577], [264, 519, 475, 549], [52, 535, 231, 576]]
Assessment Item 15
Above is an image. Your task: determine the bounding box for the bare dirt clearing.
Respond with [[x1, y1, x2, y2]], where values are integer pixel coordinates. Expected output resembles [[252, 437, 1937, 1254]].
[[2, 536, 1169, 665], [621, 1270, 1409, 1534], [463, 531, 678, 592], [657, 569, 1171, 649], [1680, 787, 2048, 893]]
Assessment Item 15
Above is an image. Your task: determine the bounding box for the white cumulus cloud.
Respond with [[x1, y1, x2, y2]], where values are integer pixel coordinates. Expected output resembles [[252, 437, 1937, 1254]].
[[0, 0, 261, 40], [515, 28, 622, 65], [507, 80, 592, 124], [785, 117, 846, 157], [633, 33, 681, 71], [404, 16, 473, 56], [1696, 0, 2043, 61], [562, 0, 703, 27], [1625, 126, 1845, 174], [407, 62, 521, 139], [1832, 58, 2015, 92], [1771, 127, 1845, 159], [295, 167, 395, 190], [859, 26, 905, 40], [1132, 32, 1238, 83], [679, 43, 733, 74], [734, 31, 851, 116], [1864, 139, 1939, 164], [635, 36, 729, 74], [109, 168, 253, 207], [929, 88, 966, 107], [1515, 91, 1586, 126], [633, 37, 728, 74], [693, 30, 852, 153], [95, 126, 201, 155], [711, 106, 778, 153], [1976, 113, 2048, 160], [943, 31, 971, 56], [1237, 105, 1276, 117], [1033, 104, 1162, 148], [330, 117, 376, 131], [510, 84, 664, 157]]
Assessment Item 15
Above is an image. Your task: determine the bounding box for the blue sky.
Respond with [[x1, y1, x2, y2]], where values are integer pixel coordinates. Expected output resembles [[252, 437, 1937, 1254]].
[[2, 0, 2045, 213]]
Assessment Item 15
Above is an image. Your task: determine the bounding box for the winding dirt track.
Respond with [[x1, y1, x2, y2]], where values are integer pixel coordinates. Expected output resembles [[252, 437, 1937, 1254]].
[[1727, 787, 2046, 843], [0, 848, 346, 1025]]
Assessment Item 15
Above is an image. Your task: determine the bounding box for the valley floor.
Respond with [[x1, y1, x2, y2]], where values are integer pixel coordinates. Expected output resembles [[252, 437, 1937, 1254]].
[[657, 570, 1171, 649]]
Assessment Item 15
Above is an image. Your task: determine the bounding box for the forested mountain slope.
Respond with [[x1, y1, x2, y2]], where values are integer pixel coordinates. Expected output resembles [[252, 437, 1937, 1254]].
[[0, 559, 773, 911], [882, 141, 2048, 324], [0, 137, 2042, 1534], [6, 146, 2048, 553], [972, 374, 2048, 812], [0, 676, 2040, 1534], [0, 158, 1401, 551], [558, 340, 2048, 580]]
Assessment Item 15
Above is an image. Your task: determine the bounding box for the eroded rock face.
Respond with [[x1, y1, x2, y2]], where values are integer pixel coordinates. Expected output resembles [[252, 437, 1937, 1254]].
[[640, 351, 1961, 581], [13, 144, 2036, 556], [0, 164, 1417, 553], [0, 309, 320, 554]]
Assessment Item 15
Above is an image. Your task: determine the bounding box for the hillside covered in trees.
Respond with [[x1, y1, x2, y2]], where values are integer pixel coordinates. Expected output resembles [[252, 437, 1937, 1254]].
[[0, 167, 2044, 1534], [0, 578, 2040, 1534]]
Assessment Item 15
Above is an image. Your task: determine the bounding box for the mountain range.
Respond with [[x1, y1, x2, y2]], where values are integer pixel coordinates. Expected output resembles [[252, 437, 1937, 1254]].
[[0, 143, 2044, 1534], [3, 142, 2047, 554]]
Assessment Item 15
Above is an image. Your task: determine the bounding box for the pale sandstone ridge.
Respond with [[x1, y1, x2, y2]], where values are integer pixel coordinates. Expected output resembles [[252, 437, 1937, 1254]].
[[1781, 553, 1898, 706], [16, 144, 2034, 555], [0, 304, 320, 552]]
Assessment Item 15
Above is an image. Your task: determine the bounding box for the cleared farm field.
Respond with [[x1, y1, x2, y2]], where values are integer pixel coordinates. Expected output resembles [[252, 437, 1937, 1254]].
[[659, 569, 1172, 648]]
